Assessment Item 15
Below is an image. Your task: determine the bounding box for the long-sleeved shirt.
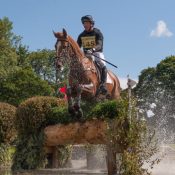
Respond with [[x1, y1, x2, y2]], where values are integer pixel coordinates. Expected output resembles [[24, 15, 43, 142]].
[[77, 28, 103, 53]]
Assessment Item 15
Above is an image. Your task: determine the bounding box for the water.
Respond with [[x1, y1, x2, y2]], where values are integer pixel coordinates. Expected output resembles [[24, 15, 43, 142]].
[[0, 168, 107, 175], [151, 145, 175, 175], [0, 145, 107, 175], [1, 148, 175, 175]]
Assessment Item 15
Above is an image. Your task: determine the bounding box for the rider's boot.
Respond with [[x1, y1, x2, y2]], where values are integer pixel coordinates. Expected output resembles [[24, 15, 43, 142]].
[[100, 66, 108, 95]]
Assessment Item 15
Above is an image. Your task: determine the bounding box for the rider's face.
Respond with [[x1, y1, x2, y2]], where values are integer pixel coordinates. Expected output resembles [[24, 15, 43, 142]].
[[83, 21, 92, 31]]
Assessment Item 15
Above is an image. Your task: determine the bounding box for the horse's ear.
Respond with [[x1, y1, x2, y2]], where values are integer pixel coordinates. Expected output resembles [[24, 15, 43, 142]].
[[63, 28, 67, 39], [53, 30, 57, 38]]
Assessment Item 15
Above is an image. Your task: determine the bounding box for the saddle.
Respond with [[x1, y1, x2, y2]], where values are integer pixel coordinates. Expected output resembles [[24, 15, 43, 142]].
[[85, 55, 103, 82]]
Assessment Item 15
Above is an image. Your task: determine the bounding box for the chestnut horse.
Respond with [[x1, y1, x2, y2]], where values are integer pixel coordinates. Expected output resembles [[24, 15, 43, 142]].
[[54, 29, 120, 117]]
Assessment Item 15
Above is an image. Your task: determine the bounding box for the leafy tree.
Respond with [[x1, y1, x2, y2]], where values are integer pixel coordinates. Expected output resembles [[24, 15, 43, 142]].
[[0, 68, 54, 106], [16, 44, 30, 67], [0, 17, 19, 80], [28, 49, 56, 82], [0, 17, 14, 45], [0, 17, 56, 105], [0, 17, 30, 78], [135, 56, 175, 142]]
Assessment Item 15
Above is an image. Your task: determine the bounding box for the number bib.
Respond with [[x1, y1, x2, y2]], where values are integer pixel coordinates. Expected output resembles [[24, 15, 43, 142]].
[[81, 36, 96, 49]]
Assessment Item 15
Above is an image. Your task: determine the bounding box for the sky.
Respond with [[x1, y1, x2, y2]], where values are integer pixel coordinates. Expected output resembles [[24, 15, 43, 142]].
[[1, 0, 175, 88]]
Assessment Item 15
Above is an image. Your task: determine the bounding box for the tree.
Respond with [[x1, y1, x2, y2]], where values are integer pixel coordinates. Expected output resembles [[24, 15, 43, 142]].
[[135, 56, 175, 142], [28, 49, 56, 82], [0, 68, 54, 106], [0, 17, 19, 80], [16, 44, 30, 67]]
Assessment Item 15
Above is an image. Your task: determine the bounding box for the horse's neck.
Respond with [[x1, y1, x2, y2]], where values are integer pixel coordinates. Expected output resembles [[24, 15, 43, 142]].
[[68, 36, 96, 84], [68, 36, 84, 61], [68, 40, 85, 73]]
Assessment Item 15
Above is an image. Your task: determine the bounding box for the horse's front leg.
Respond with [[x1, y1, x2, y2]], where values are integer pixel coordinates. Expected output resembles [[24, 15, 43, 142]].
[[73, 85, 83, 118], [66, 86, 75, 115]]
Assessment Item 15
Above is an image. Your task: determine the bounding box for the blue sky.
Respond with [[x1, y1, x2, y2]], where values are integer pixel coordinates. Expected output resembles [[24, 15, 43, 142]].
[[1, 0, 175, 88]]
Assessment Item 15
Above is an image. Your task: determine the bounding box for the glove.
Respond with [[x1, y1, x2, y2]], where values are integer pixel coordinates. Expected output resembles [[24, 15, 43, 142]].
[[86, 49, 93, 54], [86, 48, 96, 54]]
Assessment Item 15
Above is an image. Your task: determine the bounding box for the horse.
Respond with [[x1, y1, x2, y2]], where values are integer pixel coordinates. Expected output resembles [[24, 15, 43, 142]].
[[54, 28, 120, 117]]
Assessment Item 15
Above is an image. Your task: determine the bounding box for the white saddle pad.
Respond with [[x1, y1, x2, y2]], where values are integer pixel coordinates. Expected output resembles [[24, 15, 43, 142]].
[[106, 72, 113, 84]]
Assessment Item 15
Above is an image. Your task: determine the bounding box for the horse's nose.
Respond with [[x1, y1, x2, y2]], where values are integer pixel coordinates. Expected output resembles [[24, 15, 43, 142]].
[[56, 60, 62, 69]]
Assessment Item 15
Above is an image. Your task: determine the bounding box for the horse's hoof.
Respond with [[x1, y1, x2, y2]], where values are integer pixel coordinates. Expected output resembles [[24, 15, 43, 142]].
[[75, 109, 83, 120], [77, 109, 83, 118], [106, 94, 111, 99], [68, 107, 75, 115]]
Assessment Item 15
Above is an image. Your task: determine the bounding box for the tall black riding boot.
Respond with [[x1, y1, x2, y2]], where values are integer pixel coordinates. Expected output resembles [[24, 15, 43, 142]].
[[100, 66, 108, 95]]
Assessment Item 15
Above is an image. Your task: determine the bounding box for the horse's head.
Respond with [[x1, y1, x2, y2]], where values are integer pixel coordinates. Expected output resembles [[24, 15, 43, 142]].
[[54, 29, 85, 70], [53, 28, 71, 69]]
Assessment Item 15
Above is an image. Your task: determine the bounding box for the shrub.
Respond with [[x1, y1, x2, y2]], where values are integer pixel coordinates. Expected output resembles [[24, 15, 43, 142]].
[[15, 96, 66, 135], [0, 102, 17, 144], [88, 99, 128, 119], [12, 96, 68, 170]]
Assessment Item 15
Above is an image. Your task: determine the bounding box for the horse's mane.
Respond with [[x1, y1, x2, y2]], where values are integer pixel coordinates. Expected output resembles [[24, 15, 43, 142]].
[[67, 35, 84, 60]]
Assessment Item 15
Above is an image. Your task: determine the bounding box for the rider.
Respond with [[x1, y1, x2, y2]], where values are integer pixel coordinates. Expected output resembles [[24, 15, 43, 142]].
[[77, 15, 108, 95]]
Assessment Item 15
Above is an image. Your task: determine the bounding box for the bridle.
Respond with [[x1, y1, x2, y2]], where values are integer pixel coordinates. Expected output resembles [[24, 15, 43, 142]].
[[55, 37, 90, 86], [55, 39, 71, 59]]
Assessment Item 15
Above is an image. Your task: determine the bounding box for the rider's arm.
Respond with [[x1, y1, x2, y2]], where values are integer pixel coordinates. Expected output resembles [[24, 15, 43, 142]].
[[94, 29, 103, 52], [77, 35, 82, 48], [94, 39, 103, 52]]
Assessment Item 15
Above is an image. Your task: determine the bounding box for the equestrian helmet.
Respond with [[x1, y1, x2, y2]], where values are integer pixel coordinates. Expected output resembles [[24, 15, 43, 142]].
[[81, 15, 95, 25]]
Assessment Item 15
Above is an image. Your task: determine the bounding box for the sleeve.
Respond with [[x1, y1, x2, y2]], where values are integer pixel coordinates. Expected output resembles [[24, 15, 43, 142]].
[[77, 34, 82, 48], [94, 29, 103, 52]]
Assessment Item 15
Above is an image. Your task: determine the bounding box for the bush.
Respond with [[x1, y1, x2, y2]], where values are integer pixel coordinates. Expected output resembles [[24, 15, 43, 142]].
[[89, 99, 128, 119], [0, 102, 17, 144], [12, 96, 68, 170], [15, 96, 66, 135], [0, 143, 15, 168], [12, 133, 46, 170]]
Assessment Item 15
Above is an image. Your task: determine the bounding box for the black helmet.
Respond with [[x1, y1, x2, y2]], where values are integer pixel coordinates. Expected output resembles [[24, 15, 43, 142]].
[[81, 15, 95, 25]]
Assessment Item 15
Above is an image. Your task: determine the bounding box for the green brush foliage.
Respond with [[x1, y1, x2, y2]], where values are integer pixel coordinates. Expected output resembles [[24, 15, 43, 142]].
[[12, 132, 46, 170], [0, 102, 17, 144], [54, 145, 73, 168], [12, 96, 67, 170], [106, 94, 159, 175], [88, 99, 128, 120], [0, 144, 15, 168], [15, 96, 66, 135], [0, 102, 16, 168]]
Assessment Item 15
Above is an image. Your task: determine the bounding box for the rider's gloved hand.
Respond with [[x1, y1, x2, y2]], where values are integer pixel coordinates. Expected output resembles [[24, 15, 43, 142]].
[[86, 48, 95, 54], [86, 49, 93, 54]]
